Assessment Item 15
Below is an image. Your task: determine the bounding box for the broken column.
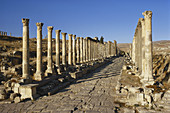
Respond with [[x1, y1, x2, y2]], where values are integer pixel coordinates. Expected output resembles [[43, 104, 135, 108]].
[[34, 22, 44, 81], [45, 26, 55, 76], [68, 34, 73, 65], [80, 37, 83, 63], [72, 35, 76, 65], [76, 37, 80, 64], [62, 32, 67, 65], [142, 11, 154, 83], [22, 18, 30, 80], [55, 30, 61, 67]]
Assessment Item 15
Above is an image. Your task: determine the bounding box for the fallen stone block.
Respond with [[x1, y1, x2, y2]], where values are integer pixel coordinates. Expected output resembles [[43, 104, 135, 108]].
[[19, 84, 38, 100], [69, 71, 83, 79]]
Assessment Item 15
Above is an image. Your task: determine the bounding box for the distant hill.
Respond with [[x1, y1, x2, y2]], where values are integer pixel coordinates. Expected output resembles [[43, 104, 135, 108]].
[[118, 40, 170, 55]]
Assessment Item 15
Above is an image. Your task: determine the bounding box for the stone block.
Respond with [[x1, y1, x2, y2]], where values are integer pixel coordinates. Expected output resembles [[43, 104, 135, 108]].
[[14, 96, 21, 103], [69, 71, 82, 79], [19, 84, 38, 100]]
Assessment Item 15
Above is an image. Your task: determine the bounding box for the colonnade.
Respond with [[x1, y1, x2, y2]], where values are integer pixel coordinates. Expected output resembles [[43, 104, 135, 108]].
[[0, 31, 7, 36], [21, 18, 118, 81], [131, 11, 154, 84]]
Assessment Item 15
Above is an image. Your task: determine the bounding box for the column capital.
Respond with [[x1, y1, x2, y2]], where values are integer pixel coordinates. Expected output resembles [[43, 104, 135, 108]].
[[80, 37, 83, 39], [68, 34, 73, 37], [22, 18, 29, 26], [36, 22, 44, 27], [73, 35, 76, 38], [55, 30, 61, 33], [77, 37, 80, 39], [142, 11, 152, 19], [61, 32, 67, 36], [47, 26, 53, 31]]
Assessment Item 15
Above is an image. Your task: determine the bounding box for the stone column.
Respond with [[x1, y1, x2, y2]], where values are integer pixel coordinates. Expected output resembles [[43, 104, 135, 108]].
[[80, 37, 83, 63], [72, 35, 76, 65], [22, 18, 30, 80], [85, 37, 88, 62], [76, 37, 80, 64], [62, 33, 67, 65], [55, 30, 61, 67], [83, 38, 86, 62], [108, 41, 111, 57], [132, 36, 136, 63], [129, 44, 132, 58], [88, 39, 91, 61], [142, 11, 154, 83], [34, 22, 44, 81], [92, 41, 94, 61], [114, 40, 117, 56], [141, 18, 145, 78], [45, 26, 54, 76], [68, 34, 72, 65]]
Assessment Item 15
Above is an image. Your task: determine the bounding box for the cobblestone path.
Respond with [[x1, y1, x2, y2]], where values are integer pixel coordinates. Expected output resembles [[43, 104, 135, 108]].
[[0, 57, 124, 113]]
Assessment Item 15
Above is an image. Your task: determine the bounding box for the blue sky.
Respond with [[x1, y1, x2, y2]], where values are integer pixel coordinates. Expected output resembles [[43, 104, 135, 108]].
[[0, 0, 170, 43]]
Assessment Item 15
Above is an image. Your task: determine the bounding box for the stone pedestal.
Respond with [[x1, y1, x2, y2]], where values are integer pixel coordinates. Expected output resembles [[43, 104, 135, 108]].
[[45, 26, 55, 76], [68, 34, 73, 65], [34, 22, 44, 81], [22, 18, 30, 80]]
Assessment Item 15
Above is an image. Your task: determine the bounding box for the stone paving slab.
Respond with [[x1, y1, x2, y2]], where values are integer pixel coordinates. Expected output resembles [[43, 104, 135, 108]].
[[0, 57, 125, 113]]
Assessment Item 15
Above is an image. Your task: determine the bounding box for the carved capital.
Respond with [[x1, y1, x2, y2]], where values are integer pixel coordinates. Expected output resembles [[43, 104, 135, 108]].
[[61, 32, 67, 36], [36, 23, 43, 30], [22, 18, 29, 26], [55, 30, 61, 33], [36, 22, 43, 27], [80, 37, 83, 39], [142, 11, 152, 19], [73, 35, 76, 39], [77, 37, 80, 40], [68, 34, 73, 37], [47, 26, 53, 31]]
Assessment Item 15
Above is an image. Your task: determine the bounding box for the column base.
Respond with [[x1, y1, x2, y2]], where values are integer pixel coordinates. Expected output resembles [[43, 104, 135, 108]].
[[140, 78, 154, 86], [33, 72, 44, 81], [45, 68, 56, 77]]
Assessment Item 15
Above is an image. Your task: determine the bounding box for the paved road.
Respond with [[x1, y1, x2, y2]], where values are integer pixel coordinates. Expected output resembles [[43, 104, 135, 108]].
[[0, 57, 124, 113]]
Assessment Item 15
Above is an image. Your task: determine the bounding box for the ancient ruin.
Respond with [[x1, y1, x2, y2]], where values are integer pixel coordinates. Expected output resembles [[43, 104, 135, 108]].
[[0, 10, 169, 113]]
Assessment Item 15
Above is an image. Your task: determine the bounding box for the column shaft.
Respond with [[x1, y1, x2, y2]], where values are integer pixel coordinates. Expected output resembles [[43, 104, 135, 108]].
[[80, 37, 83, 63], [143, 11, 154, 83], [72, 35, 76, 65], [68, 34, 72, 65], [22, 18, 30, 79], [45, 26, 54, 76], [62, 33, 67, 65], [76, 37, 80, 63], [35, 22, 44, 81]]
